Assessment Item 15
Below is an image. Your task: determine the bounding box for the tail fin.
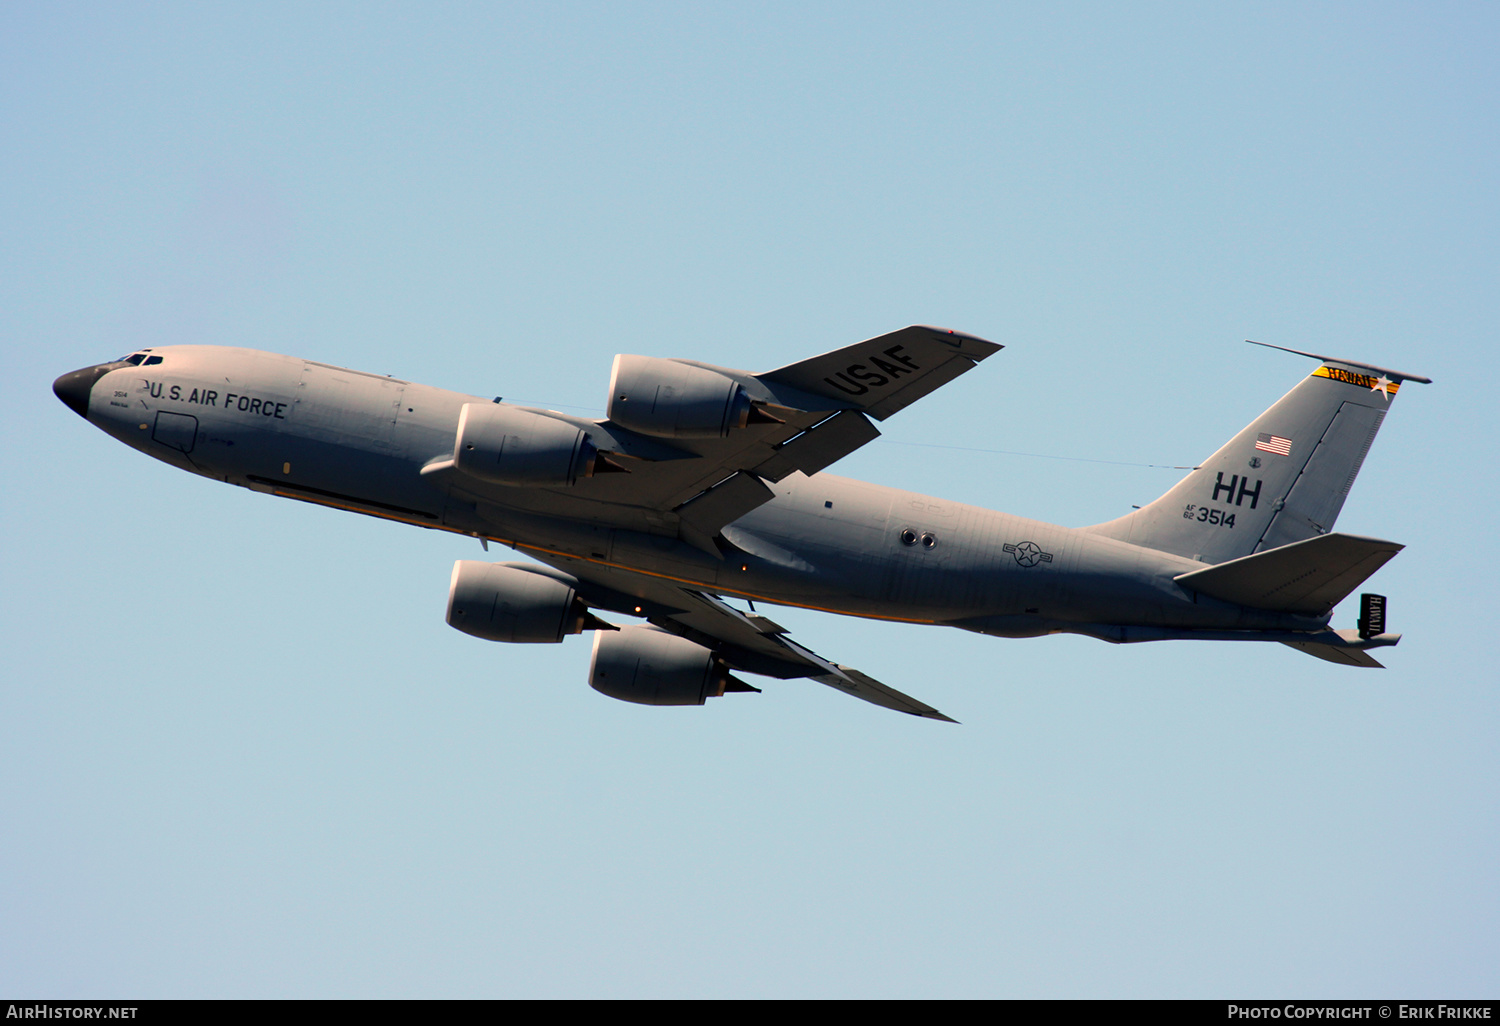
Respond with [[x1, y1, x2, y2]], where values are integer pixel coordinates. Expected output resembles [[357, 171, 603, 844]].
[[1085, 345, 1429, 564]]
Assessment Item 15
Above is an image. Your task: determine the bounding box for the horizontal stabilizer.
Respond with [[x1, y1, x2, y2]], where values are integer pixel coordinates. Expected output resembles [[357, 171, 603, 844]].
[[1281, 629, 1402, 668], [1175, 532, 1403, 615]]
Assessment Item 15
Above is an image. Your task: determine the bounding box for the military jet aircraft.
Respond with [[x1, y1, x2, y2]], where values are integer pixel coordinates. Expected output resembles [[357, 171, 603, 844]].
[[53, 326, 1427, 722]]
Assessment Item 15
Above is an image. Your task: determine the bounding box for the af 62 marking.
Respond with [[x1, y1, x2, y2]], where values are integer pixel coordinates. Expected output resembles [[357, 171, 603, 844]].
[[1183, 504, 1237, 528]]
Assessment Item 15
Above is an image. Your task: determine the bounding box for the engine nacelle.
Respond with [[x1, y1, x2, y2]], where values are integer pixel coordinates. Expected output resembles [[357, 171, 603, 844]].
[[606, 355, 752, 439], [589, 625, 736, 706], [446, 561, 589, 643], [453, 402, 598, 486]]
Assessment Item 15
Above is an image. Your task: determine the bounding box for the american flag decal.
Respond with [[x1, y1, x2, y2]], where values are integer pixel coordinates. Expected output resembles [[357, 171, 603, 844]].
[[1255, 433, 1292, 456]]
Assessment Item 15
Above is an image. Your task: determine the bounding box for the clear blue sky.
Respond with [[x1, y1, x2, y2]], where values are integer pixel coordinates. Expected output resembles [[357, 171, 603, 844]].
[[3, 1, 1496, 998]]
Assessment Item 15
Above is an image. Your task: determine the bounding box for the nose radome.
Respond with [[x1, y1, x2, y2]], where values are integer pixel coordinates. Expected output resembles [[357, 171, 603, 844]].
[[52, 363, 119, 419]]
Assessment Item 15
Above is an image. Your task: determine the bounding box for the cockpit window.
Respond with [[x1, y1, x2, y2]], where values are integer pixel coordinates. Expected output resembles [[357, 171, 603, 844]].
[[120, 353, 147, 365], [143, 355, 163, 366]]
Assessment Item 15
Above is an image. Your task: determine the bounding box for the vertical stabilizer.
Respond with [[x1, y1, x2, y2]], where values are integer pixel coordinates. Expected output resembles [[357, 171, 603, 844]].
[[1085, 347, 1429, 564]]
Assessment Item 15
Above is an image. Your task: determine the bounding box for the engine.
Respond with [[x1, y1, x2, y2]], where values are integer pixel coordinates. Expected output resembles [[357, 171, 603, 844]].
[[453, 402, 599, 486], [589, 625, 747, 706], [606, 355, 754, 439], [446, 561, 593, 643]]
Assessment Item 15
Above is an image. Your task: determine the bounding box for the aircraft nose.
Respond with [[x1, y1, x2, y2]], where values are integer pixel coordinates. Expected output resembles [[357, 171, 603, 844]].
[[52, 363, 117, 419]]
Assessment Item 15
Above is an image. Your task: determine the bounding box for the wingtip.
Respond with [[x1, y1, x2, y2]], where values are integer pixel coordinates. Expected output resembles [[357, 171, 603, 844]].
[[918, 711, 961, 724], [915, 325, 1003, 355]]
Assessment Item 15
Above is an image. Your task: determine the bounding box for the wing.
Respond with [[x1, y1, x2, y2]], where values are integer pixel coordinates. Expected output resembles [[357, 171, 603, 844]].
[[665, 593, 957, 722], [429, 326, 1001, 554], [756, 324, 1003, 420], [544, 554, 958, 722]]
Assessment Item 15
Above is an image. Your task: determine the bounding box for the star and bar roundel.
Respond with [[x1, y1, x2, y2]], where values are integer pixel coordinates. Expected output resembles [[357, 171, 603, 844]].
[[1003, 541, 1054, 567]]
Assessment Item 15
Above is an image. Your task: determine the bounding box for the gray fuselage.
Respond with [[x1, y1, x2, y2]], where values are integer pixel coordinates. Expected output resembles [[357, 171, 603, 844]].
[[64, 345, 1326, 641]]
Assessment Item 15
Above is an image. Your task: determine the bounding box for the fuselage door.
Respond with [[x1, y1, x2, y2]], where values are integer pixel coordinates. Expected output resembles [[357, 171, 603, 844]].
[[152, 410, 198, 454]]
